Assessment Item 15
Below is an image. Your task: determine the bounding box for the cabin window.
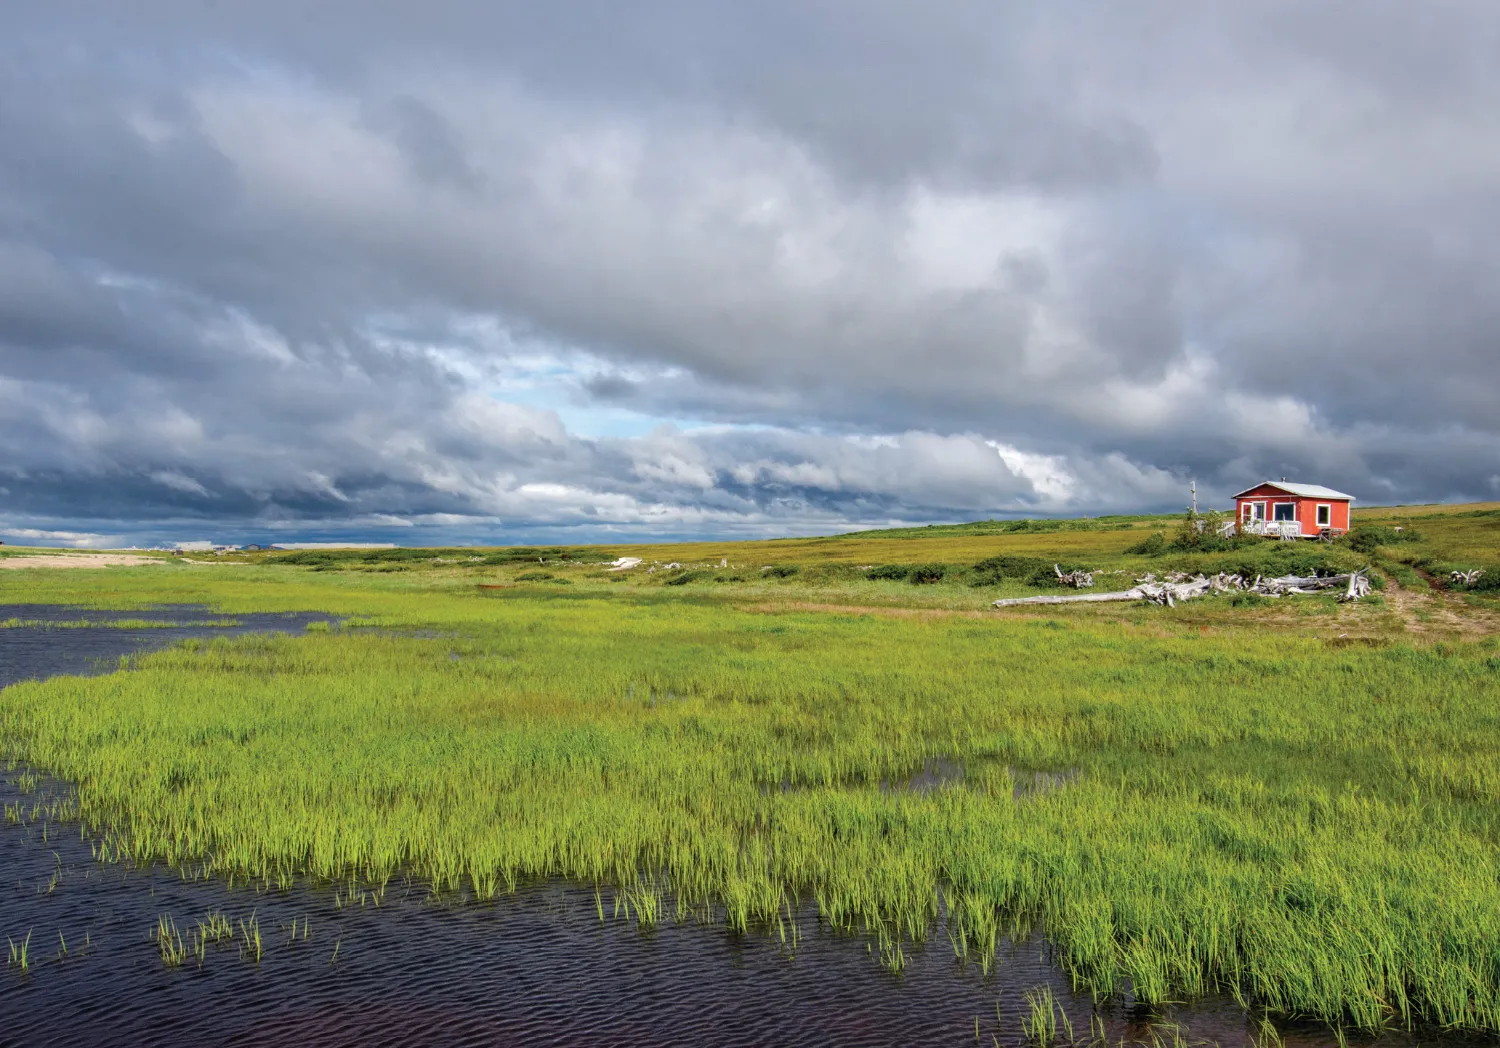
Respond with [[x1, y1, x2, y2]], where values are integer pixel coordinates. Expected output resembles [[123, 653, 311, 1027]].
[[1316, 504, 1331, 527], [1273, 503, 1296, 522], [1243, 502, 1266, 522]]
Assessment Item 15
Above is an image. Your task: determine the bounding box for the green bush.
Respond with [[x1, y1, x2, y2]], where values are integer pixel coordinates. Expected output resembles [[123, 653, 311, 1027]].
[[513, 571, 554, 582], [1125, 532, 1167, 556], [972, 555, 1049, 578], [761, 565, 800, 578], [1159, 540, 1365, 581], [480, 547, 594, 566], [270, 550, 353, 566], [1024, 564, 1094, 589], [867, 564, 911, 581], [969, 555, 1050, 587], [1346, 526, 1421, 554], [664, 570, 711, 586], [1165, 510, 1257, 554], [907, 564, 947, 585], [1453, 568, 1500, 593], [1025, 567, 1061, 588], [363, 547, 473, 563]]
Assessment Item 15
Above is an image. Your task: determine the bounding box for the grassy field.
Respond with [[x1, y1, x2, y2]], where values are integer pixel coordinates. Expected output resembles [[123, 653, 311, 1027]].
[[2, 505, 1500, 1036]]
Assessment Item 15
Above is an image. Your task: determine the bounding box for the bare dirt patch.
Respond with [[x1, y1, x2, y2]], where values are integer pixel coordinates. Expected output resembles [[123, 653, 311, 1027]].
[[0, 553, 166, 569], [1366, 575, 1499, 639]]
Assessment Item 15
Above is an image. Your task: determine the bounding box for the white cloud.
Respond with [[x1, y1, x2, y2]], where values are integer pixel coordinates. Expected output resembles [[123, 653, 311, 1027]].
[[2, 4, 1499, 541], [989, 443, 1076, 502], [0, 526, 122, 548], [149, 471, 213, 497]]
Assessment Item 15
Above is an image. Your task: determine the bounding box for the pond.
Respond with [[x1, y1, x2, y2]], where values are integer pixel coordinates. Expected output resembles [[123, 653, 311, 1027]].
[[0, 608, 1478, 1047]]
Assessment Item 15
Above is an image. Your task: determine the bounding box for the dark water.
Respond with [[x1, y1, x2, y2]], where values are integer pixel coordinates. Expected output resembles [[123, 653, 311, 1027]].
[[0, 604, 337, 690], [0, 610, 1484, 1047]]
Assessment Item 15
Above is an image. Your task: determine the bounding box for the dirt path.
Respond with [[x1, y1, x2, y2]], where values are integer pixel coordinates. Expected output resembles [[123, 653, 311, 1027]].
[[1381, 571, 1500, 638]]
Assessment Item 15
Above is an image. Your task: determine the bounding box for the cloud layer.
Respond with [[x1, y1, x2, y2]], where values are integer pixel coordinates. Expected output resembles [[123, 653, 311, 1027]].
[[3, 3, 1498, 545]]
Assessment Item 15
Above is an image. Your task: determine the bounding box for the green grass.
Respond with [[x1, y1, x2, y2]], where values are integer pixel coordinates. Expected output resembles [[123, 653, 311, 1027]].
[[2, 513, 1500, 1032]]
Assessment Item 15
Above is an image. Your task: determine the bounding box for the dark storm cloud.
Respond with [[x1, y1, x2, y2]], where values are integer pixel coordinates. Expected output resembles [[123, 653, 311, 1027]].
[[2, 2, 1499, 545]]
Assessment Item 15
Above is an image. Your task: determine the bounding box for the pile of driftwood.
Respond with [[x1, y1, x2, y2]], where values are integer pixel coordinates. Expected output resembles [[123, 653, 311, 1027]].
[[1451, 569, 1486, 585], [1052, 564, 1094, 588], [1249, 571, 1374, 600], [993, 568, 1372, 608]]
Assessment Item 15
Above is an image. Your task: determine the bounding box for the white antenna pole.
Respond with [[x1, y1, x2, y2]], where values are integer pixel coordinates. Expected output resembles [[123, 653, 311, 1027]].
[[1191, 479, 1197, 515]]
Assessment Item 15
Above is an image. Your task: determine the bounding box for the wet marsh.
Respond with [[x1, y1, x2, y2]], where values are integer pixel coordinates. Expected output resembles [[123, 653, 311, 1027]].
[[2, 508, 1499, 1044]]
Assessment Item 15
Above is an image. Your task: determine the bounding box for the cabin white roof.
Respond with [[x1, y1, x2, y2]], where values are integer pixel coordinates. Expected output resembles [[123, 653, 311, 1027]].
[[1232, 481, 1354, 501]]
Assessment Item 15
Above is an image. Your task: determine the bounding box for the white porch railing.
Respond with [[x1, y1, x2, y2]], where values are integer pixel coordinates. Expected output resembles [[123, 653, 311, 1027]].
[[1238, 520, 1303, 539]]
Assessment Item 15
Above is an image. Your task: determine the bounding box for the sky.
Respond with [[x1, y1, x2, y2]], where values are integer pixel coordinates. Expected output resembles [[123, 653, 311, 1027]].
[[2, 3, 1498, 547]]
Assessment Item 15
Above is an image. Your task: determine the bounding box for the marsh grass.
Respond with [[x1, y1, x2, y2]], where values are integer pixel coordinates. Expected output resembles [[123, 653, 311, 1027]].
[[4, 512, 1500, 1034], [1022, 986, 1072, 1047], [240, 912, 263, 963], [154, 914, 188, 967], [3, 604, 1499, 1032], [7, 929, 31, 973]]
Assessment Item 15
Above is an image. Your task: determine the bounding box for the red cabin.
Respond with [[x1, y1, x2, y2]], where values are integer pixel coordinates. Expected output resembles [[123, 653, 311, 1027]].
[[1232, 481, 1353, 539]]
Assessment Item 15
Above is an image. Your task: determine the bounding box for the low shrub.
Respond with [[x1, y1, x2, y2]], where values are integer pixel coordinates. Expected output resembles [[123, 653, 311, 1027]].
[[801, 564, 866, 584], [363, 547, 475, 563], [1345, 526, 1422, 554], [513, 571, 554, 582], [1025, 564, 1093, 589], [664, 570, 711, 586], [972, 555, 1049, 578], [1125, 532, 1167, 556], [480, 547, 593, 566], [271, 550, 352, 566], [1170, 510, 1240, 553], [762, 565, 800, 578], [969, 555, 1050, 587], [907, 564, 947, 585], [867, 564, 911, 581], [1452, 568, 1500, 593], [1188, 544, 1361, 581]]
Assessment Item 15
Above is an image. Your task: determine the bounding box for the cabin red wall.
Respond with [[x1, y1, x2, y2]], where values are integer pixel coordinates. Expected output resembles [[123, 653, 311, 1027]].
[[1233, 487, 1350, 534], [1329, 500, 1350, 530]]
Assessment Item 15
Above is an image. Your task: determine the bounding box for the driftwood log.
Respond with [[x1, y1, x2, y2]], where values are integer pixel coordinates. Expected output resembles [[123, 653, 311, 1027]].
[[1450, 568, 1486, 585], [992, 577, 1210, 608], [993, 569, 1371, 608]]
